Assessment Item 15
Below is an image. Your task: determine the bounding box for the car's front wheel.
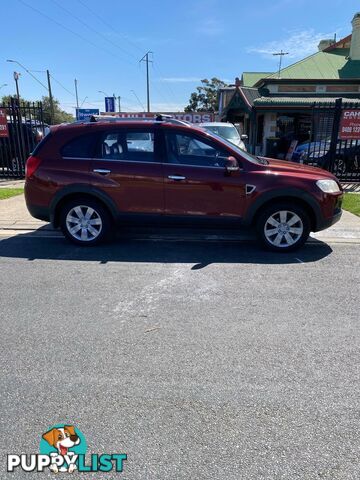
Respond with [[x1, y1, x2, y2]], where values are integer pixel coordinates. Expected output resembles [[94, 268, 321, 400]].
[[60, 197, 112, 246], [256, 203, 310, 252]]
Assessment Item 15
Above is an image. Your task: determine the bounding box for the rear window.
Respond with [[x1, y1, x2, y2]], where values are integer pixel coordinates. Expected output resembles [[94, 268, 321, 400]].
[[61, 134, 97, 158], [32, 131, 52, 156]]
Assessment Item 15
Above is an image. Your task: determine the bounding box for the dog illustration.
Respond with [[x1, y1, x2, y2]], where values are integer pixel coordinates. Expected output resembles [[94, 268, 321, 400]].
[[42, 425, 80, 473]]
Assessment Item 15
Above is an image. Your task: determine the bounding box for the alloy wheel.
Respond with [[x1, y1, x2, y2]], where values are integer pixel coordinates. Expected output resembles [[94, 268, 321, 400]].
[[264, 210, 303, 248], [66, 205, 103, 242]]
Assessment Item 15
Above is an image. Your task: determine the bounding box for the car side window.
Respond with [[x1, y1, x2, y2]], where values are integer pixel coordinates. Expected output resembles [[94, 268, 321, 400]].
[[165, 132, 229, 167], [95, 129, 155, 162], [61, 134, 97, 158]]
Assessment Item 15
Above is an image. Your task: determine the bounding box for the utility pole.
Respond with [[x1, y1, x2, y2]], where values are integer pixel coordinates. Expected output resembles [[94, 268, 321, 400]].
[[140, 51, 153, 112], [13, 72, 21, 103], [117, 96, 121, 113], [46, 70, 55, 124], [272, 50, 289, 78], [74, 78, 79, 109]]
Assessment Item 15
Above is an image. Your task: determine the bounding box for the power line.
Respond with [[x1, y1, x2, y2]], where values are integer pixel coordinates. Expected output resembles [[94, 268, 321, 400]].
[[152, 63, 177, 104], [18, 0, 131, 64], [7, 60, 48, 91], [49, 0, 136, 64], [76, 0, 144, 54], [50, 74, 76, 97]]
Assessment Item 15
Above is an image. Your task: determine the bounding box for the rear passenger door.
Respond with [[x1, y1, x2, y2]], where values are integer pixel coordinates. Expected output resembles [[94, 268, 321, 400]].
[[91, 127, 164, 214]]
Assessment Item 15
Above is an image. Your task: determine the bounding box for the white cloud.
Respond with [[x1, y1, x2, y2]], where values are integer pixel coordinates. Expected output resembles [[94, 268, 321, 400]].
[[247, 29, 335, 60], [197, 18, 223, 36]]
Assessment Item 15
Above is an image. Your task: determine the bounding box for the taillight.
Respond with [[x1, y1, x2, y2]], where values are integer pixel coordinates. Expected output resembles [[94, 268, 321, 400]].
[[25, 155, 42, 178]]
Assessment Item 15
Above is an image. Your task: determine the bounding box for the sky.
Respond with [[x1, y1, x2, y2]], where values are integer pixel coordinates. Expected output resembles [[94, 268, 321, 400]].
[[1, 0, 360, 115]]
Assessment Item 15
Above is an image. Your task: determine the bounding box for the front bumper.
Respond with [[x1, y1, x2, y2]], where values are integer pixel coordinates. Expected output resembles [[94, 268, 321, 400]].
[[315, 207, 342, 231]]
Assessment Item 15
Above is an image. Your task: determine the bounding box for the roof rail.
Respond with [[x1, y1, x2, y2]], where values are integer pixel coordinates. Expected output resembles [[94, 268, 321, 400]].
[[154, 114, 192, 126], [72, 113, 193, 127]]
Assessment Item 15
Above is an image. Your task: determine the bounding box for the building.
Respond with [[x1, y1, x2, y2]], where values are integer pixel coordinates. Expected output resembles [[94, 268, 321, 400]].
[[219, 13, 360, 157]]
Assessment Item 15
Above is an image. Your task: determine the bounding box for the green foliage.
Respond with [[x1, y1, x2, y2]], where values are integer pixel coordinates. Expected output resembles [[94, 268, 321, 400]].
[[1, 94, 28, 105], [343, 193, 360, 217], [41, 96, 74, 124], [185, 78, 227, 112], [0, 188, 24, 200], [1, 94, 74, 125]]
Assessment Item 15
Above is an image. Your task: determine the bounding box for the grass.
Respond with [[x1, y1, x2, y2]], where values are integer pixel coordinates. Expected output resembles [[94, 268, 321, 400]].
[[343, 193, 360, 217], [0, 188, 24, 200]]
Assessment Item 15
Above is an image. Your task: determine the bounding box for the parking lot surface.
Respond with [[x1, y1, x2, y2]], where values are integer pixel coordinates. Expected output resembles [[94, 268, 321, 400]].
[[0, 235, 359, 479]]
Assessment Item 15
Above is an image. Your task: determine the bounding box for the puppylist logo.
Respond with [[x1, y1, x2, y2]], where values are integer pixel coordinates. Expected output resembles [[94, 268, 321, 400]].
[[7, 423, 127, 474]]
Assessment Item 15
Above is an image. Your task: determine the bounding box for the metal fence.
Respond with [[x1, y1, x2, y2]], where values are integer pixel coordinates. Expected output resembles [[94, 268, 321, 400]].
[[0, 100, 45, 178], [307, 99, 360, 181]]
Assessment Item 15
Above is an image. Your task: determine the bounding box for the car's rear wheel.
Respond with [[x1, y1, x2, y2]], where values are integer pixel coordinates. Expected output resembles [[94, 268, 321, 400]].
[[60, 197, 112, 246], [256, 203, 310, 252]]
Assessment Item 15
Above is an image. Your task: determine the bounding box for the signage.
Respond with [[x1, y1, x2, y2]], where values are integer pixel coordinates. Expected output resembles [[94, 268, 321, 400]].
[[285, 140, 298, 161], [0, 108, 8, 137], [76, 108, 99, 121], [339, 109, 360, 139], [105, 97, 115, 113], [99, 112, 215, 123]]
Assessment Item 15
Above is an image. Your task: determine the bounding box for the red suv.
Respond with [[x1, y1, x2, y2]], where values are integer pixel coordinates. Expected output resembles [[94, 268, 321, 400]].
[[25, 117, 343, 252]]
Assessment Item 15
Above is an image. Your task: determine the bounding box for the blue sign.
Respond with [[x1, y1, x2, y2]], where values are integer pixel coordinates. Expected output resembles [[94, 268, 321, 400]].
[[76, 108, 99, 121], [105, 96, 115, 113]]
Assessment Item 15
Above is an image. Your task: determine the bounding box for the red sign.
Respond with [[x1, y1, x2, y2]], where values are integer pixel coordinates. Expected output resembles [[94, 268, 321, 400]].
[[339, 109, 360, 139], [0, 108, 8, 138], [99, 111, 215, 123]]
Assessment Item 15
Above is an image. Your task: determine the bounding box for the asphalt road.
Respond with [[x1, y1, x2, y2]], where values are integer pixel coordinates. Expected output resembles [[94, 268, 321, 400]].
[[0, 233, 359, 479]]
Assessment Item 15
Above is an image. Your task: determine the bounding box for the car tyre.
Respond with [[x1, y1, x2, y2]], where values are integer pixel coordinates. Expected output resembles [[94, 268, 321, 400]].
[[60, 197, 112, 246], [256, 202, 310, 252]]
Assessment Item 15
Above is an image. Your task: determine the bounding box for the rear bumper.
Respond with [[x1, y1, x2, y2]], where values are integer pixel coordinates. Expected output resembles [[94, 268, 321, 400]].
[[26, 203, 50, 222]]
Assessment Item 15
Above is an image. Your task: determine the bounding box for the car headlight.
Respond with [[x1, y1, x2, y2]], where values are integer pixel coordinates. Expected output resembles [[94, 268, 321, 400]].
[[316, 179, 341, 193]]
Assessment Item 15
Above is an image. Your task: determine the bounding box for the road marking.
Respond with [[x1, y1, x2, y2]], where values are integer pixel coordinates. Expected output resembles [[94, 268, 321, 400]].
[[144, 326, 161, 333]]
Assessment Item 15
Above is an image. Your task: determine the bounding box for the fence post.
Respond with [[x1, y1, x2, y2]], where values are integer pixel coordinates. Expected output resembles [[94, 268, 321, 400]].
[[328, 98, 342, 172]]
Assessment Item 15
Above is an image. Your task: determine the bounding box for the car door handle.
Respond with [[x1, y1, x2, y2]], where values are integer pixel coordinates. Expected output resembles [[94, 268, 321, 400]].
[[93, 169, 111, 175], [168, 175, 186, 181]]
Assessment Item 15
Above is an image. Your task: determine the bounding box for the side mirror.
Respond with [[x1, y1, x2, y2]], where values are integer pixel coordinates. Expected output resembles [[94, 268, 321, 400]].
[[240, 134, 248, 141], [225, 156, 239, 173]]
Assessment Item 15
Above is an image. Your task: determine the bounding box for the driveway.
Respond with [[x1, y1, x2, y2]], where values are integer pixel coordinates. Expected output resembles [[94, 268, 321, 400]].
[[0, 219, 359, 479]]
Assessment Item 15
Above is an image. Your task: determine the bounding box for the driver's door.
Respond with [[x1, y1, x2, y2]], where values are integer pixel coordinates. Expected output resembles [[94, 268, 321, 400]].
[[163, 130, 246, 218]]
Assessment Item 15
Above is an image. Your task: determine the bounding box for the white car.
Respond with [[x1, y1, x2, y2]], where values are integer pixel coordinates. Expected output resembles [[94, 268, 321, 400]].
[[199, 122, 247, 151]]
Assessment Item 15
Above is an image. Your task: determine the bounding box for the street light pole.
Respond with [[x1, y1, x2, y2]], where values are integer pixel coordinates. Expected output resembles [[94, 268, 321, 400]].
[[6, 59, 48, 90], [74, 78, 79, 109], [80, 96, 88, 108], [13, 72, 21, 103], [131, 90, 146, 112]]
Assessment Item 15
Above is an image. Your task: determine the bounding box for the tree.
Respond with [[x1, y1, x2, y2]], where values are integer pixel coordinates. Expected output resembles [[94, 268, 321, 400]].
[[41, 96, 74, 124], [184, 78, 227, 112], [1, 94, 74, 124], [1, 94, 29, 105]]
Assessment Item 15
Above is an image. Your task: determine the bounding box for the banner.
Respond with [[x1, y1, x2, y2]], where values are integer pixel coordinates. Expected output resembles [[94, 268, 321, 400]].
[[105, 97, 116, 113], [99, 112, 215, 123], [0, 108, 8, 137], [339, 109, 360, 139], [76, 108, 99, 121]]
